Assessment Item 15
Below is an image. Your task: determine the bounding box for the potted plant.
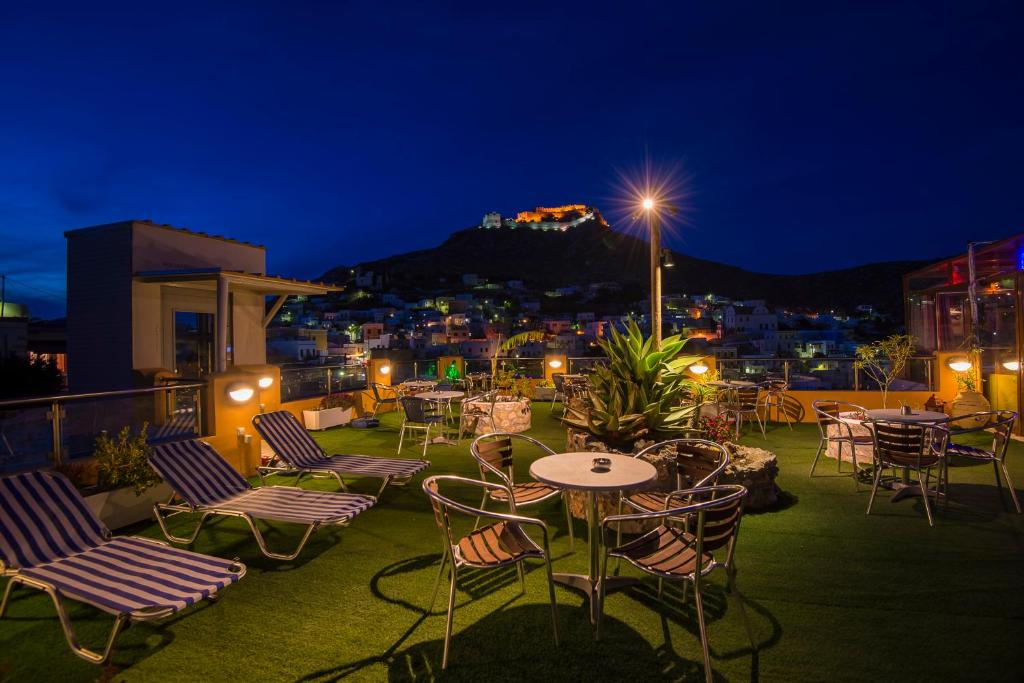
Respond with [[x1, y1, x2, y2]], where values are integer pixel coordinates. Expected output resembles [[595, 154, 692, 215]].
[[950, 369, 991, 421], [853, 334, 915, 408], [83, 424, 172, 530], [303, 392, 357, 430]]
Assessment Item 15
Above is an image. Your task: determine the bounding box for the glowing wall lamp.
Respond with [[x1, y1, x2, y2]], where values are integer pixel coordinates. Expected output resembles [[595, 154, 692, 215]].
[[227, 382, 255, 404], [946, 356, 973, 373], [548, 359, 563, 370], [379, 364, 391, 376], [1002, 359, 1020, 372], [257, 376, 274, 390], [689, 360, 709, 375]]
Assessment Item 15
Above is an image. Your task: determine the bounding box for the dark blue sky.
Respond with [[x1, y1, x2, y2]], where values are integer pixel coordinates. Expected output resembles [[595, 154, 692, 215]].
[[1, 1, 1021, 318]]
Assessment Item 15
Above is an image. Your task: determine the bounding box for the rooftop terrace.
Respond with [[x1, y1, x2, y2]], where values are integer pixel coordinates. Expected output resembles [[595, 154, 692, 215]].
[[2, 404, 1022, 681]]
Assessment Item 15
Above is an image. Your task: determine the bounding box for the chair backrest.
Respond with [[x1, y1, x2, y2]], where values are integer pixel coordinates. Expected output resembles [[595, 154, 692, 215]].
[[251, 410, 327, 467], [763, 380, 788, 394], [991, 411, 1018, 463], [0, 470, 110, 570], [423, 476, 455, 550], [399, 396, 431, 423], [552, 374, 565, 391], [435, 383, 453, 392], [471, 432, 555, 484], [947, 410, 1018, 462], [734, 385, 759, 406], [665, 485, 747, 558], [149, 439, 251, 508], [633, 438, 729, 490], [869, 419, 943, 468]]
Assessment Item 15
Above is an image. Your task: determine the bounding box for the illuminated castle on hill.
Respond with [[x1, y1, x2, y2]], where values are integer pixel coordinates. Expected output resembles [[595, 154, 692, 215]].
[[480, 204, 607, 232]]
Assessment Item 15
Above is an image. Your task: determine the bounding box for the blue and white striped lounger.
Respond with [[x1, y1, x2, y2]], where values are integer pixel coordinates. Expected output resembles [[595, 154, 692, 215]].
[[252, 410, 430, 497], [0, 470, 245, 664], [149, 439, 375, 560]]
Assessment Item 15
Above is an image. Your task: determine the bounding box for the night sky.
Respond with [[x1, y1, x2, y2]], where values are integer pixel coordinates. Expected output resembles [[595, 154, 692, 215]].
[[1, 1, 1021, 318]]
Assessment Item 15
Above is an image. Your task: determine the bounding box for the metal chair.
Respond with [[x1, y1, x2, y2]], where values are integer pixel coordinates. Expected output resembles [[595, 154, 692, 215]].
[[422, 475, 560, 670], [369, 382, 399, 417], [810, 400, 872, 479], [724, 385, 765, 439], [866, 419, 949, 526], [550, 373, 566, 413], [598, 485, 751, 683], [615, 438, 729, 555], [460, 390, 499, 437], [759, 379, 793, 429], [471, 433, 575, 548], [398, 396, 447, 457], [943, 410, 1020, 513]]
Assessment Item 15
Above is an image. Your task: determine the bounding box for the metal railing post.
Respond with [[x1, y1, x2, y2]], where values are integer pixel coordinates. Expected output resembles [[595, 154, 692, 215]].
[[414, 361, 419, 379], [925, 358, 933, 391], [783, 360, 790, 383], [194, 386, 204, 437], [854, 363, 860, 391], [49, 400, 64, 466], [326, 367, 332, 395]]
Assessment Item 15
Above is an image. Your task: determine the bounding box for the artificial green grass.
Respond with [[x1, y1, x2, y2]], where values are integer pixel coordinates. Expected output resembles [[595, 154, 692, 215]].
[[2, 404, 1023, 682]]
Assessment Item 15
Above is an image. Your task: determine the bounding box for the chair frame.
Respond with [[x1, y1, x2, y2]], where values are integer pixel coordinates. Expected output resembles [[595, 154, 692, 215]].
[[759, 379, 793, 429], [398, 396, 448, 457], [616, 438, 730, 556], [809, 399, 872, 479], [470, 432, 575, 548], [422, 475, 560, 670], [459, 389, 499, 437], [944, 410, 1020, 513], [369, 382, 399, 417], [866, 419, 949, 526], [597, 485, 751, 683], [723, 385, 765, 439]]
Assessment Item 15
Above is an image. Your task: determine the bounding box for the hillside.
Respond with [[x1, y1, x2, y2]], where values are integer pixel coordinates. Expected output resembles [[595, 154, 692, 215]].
[[321, 219, 929, 317]]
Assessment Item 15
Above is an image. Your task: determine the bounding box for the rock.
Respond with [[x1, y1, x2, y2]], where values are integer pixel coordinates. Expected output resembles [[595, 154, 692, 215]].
[[720, 442, 780, 511]]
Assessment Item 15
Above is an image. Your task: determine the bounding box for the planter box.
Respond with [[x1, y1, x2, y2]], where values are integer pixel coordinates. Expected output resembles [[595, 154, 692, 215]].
[[473, 397, 532, 435], [303, 406, 354, 430], [84, 482, 172, 531]]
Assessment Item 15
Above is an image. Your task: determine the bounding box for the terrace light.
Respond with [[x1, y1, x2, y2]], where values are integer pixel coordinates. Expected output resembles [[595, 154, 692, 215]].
[[379, 364, 391, 375], [1002, 359, 1020, 372], [689, 361, 709, 375], [946, 356, 973, 373], [548, 359, 563, 369], [257, 376, 274, 389], [227, 382, 255, 404]]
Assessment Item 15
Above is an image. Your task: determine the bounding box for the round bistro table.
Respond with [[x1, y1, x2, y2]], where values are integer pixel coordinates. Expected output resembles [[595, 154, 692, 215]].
[[530, 452, 657, 625]]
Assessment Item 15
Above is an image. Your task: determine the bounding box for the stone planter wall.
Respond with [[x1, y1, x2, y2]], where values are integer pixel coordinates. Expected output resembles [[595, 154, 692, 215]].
[[473, 397, 532, 435], [303, 406, 354, 430]]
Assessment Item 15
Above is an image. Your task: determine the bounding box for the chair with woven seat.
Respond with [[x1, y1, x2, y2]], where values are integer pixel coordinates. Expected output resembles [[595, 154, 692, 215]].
[[723, 385, 765, 439], [471, 432, 575, 548], [810, 399, 872, 479], [149, 439, 375, 560], [598, 485, 751, 683], [252, 410, 430, 498], [369, 382, 399, 417], [422, 475, 560, 670], [943, 410, 1019, 513], [615, 438, 729, 553], [866, 419, 949, 526], [0, 470, 245, 664], [398, 396, 448, 457]]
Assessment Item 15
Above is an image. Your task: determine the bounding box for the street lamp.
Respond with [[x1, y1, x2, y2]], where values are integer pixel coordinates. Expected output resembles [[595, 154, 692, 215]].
[[643, 197, 662, 350]]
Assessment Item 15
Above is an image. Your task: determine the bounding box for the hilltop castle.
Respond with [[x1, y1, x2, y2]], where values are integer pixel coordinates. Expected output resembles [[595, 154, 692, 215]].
[[480, 204, 607, 232]]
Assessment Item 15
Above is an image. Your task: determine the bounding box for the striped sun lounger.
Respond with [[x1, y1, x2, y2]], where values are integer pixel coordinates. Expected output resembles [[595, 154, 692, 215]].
[[149, 439, 375, 560], [252, 410, 430, 498], [0, 470, 245, 664]]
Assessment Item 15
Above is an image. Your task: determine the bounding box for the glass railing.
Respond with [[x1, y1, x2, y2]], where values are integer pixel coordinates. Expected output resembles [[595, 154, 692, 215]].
[[0, 381, 205, 474], [714, 357, 935, 391], [279, 364, 368, 402]]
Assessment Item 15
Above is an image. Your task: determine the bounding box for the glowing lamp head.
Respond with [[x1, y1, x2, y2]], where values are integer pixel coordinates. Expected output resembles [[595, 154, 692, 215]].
[[1003, 360, 1020, 372], [689, 361, 709, 375], [946, 357, 973, 373], [227, 382, 255, 404], [642, 197, 655, 211], [379, 364, 391, 375], [257, 376, 274, 390], [548, 359, 563, 369]]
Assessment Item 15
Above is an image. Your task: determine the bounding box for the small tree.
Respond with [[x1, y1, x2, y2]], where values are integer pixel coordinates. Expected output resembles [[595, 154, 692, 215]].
[[853, 334, 915, 408]]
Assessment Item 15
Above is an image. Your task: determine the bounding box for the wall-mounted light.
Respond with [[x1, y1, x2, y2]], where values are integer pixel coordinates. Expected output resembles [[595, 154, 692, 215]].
[[1002, 359, 1020, 372], [548, 359, 563, 369], [661, 248, 675, 269], [227, 382, 255, 404], [946, 356, 973, 373], [689, 360, 709, 375], [257, 376, 274, 389], [379, 364, 391, 375]]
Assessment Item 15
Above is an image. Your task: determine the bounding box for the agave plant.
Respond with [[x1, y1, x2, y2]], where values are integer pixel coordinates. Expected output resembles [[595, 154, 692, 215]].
[[564, 319, 706, 448]]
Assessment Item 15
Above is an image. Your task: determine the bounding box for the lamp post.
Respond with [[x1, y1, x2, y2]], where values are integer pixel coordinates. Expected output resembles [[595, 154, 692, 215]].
[[643, 197, 662, 351]]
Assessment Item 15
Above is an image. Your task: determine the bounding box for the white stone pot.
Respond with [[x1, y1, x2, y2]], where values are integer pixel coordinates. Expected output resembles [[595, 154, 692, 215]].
[[473, 398, 532, 434], [84, 483, 173, 531], [303, 406, 354, 430]]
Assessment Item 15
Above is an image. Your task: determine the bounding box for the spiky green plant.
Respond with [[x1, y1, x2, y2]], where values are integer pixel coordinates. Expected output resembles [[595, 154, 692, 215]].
[[564, 319, 705, 448]]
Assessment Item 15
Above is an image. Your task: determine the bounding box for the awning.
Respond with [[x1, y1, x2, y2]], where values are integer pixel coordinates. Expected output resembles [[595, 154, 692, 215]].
[[134, 268, 341, 296]]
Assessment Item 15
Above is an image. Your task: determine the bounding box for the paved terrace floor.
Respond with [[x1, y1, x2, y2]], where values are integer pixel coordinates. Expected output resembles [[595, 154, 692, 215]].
[[2, 403, 1023, 682]]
